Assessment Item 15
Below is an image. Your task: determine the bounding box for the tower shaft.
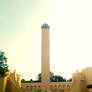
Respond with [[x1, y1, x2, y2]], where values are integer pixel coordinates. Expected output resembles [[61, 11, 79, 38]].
[[41, 24, 50, 92]]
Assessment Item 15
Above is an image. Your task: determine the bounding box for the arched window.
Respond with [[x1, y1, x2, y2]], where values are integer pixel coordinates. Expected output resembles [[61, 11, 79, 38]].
[[38, 86, 41, 91], [67, 85, 70, 90], [34, 86, 36, 90], [26, 86, 29, 90], [58, 85, 61, 90], [54, 85, 57, 90], [50, 85, 53, 90], [63, 85, 66, 90], [61, 85, 64, 91], [30, 86, 33, 90]]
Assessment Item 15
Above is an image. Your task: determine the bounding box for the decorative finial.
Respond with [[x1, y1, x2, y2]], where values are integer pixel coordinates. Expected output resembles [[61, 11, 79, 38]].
[[41, 23, 49, 29]]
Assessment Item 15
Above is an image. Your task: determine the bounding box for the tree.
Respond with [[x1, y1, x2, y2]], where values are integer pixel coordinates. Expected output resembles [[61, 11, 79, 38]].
[[67, 78, 72, 82], [0, 51, 8, 77], [30, 79, 33, 82], [51, 75, 66, 82], [36, 72, 66, 82], [36, 72, 54, 82], [21, 79, 25, 82], [36, 73, 41, 82]]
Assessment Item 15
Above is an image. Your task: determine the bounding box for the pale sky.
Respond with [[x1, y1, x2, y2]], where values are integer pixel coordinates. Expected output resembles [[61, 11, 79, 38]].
[[0, 0, 92, 80]]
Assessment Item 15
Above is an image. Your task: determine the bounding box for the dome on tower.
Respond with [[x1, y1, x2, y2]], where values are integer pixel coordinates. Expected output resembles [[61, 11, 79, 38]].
[[41, 23, 49, 29]]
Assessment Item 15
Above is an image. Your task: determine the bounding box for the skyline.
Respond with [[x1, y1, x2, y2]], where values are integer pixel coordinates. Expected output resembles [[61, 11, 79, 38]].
[[0, 0, 92, 80]]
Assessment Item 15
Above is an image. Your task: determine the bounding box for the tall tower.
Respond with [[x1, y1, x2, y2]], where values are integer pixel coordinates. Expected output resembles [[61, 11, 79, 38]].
[[41, 23, 50, 92]]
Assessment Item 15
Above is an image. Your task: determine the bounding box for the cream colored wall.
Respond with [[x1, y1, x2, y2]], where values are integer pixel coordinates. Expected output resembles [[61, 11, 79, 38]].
[[21, 82, 72, 92], [21, 83, 42, 92], [82, 67, 92, 86], [17, 75, 21, 87], [50, 82, 72, 92]]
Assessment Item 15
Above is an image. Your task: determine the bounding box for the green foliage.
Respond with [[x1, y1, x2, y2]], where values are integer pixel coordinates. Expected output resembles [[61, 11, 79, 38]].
[[36, 72, 66, 82], [21, 79, 25, 82], [36, 73, 41, 82], [87, 85, 92, 88], [51, 75, 66, 82], [22, 72, 72, 83], [0, 51, 8, 77], [36, 72, 54, 82], [67, 78, 72, 82]]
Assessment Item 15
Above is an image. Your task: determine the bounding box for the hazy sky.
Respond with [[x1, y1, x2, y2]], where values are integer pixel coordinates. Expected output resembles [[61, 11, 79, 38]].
[[0, 0, 92, 80]]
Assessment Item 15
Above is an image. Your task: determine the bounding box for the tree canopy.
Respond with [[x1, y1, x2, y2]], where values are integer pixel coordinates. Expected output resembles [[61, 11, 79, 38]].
[[36, 72, 66, 82], [0, 51, 8, 77], [21, 72, 72, 83]]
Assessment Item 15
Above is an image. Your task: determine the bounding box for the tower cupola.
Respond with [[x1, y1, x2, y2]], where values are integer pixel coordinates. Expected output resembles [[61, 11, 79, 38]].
[[41, 23, 49, 29]]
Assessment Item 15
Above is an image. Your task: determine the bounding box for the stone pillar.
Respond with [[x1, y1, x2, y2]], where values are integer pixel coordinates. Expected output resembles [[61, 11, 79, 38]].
[[41, 23, 50, 92]]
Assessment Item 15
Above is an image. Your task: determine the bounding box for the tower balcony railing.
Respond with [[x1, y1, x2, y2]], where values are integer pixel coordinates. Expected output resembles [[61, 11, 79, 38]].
[[50, 84, 71, 91], [25, 85, 41, 92]]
